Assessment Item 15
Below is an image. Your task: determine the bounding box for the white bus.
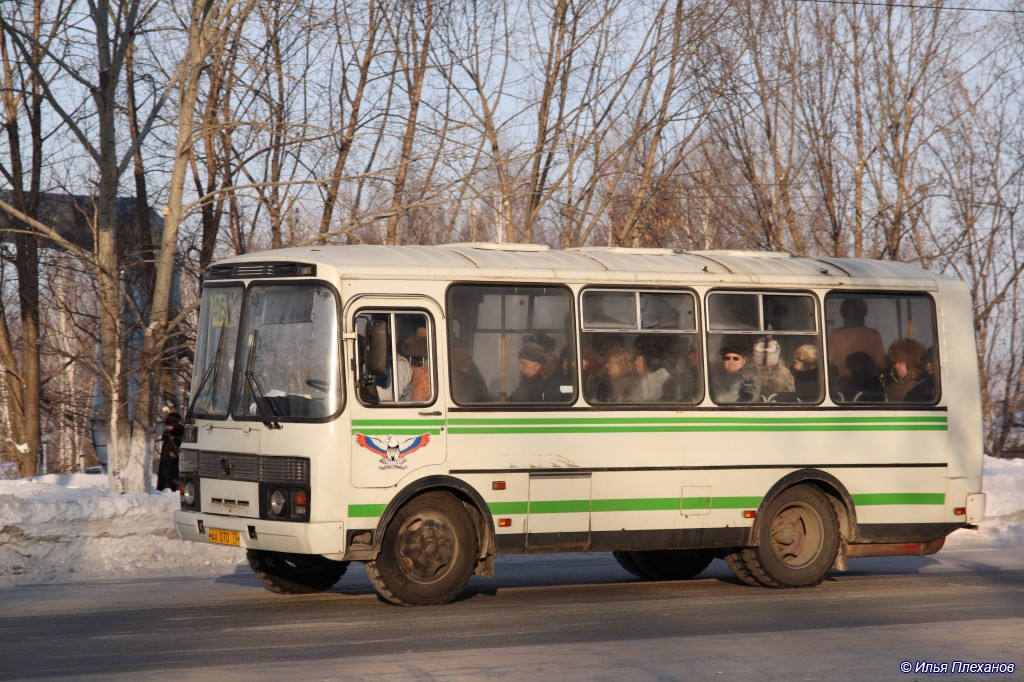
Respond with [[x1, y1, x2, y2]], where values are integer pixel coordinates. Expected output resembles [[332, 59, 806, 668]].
[[173, 243, 985, 605]]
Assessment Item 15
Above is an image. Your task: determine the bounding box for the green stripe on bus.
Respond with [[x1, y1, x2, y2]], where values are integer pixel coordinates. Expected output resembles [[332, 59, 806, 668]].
[[353, 419, 447, 427], [851, 492, 945, 506], [352, 428, 445, 436], [351, 416, 946, 436], [348, 503, 387, 517], [447, 424, 946, 434], [528, 499, 591, 514], [446, 416, 946, 426], [352, 492, 942, 520], [488, 501, 530, 515]]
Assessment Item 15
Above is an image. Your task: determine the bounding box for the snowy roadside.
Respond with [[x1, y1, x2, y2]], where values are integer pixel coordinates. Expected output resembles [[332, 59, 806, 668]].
[[0, 457, 1021, 586]]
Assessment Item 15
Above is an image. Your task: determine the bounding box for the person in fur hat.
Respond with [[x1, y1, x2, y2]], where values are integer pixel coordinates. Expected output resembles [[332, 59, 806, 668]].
[[709, 341, 760, 403], [884, 338, 926, 402], [753, 337, 795, 398]]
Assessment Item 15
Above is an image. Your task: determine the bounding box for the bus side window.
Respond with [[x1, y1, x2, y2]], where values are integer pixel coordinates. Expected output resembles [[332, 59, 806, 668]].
[[825, 293, 939, 404], [447, 284, 576, 404], [707, 292, 820, 405], [581, 289, 701, 405]]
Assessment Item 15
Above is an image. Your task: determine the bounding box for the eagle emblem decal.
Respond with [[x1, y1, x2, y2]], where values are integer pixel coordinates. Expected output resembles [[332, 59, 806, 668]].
[[355, 433, 431, 470]]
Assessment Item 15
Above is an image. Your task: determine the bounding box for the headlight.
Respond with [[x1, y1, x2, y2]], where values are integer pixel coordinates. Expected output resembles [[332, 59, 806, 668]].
[[269, 488, 288, 517], [182, 480, 196, 507]]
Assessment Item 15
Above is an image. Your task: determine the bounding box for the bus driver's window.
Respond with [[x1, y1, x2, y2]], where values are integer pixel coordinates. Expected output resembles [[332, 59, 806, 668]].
[[355, 311, 435, 405]]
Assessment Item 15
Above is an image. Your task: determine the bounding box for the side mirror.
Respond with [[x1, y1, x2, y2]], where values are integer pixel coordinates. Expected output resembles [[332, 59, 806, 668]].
[[365, 320, 389, 376]]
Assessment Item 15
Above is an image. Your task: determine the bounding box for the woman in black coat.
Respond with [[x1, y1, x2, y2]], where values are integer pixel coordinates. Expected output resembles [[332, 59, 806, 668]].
[[156, 412, 183, 491]]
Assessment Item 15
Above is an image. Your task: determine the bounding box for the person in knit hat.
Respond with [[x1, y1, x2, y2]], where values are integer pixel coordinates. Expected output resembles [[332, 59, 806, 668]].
[[753, 337, 795, 398], [510, 340, 564, 402]]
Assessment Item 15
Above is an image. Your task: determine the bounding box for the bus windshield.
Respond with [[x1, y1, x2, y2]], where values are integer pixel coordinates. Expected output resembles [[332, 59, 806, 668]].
[[231, 283, 342, 421], [190, 285, 243, 418]]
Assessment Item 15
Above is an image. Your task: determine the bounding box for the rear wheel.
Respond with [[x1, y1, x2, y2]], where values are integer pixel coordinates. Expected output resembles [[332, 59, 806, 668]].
[[366, 492, 478, 606], [729, 484, 839, 588], [629, 550, 714, 581], [612, 550, 649, 579], [247, 550, 349, 594]]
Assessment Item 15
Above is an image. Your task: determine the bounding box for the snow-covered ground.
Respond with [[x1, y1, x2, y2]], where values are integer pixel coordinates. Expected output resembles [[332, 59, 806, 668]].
[[0, 457, 1021, 585]]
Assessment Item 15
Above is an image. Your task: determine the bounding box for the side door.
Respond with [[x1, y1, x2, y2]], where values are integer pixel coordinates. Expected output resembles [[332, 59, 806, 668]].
[[348, 298, 448, 488]]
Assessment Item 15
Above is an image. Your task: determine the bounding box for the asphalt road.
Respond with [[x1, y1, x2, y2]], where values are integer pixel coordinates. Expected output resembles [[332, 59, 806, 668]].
[[1, 545, 1021, 681]]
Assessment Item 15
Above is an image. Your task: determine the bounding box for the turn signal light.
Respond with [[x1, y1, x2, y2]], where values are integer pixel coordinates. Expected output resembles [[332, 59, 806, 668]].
[[498, 518, 512, 527], [743, 510, 757, 519], [953, 507, 966, 516]]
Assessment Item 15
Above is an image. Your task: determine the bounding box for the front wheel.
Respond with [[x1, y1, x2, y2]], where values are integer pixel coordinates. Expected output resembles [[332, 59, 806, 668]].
[[247, 550, 349, 594], [366, 492, 478, 606], [731, 484, 839, 588]]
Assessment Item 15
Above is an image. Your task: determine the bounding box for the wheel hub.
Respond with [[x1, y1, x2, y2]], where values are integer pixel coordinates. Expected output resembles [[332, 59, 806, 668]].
[[399, 517, 454, 581]]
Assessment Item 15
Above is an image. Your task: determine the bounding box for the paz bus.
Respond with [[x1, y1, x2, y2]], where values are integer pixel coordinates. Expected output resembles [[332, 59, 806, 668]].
[[173, 243, 985, 605]]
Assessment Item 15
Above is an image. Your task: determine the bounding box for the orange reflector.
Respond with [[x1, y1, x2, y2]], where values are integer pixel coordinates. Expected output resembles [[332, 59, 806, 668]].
[[492, 481, 506, 491], [743, 510, 757, 519], [954, 507, 966, 516], [498, 518, 512, 527]]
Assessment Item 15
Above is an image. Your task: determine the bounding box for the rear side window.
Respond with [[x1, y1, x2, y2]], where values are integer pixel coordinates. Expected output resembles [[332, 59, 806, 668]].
[[825, 293, 938, 404]]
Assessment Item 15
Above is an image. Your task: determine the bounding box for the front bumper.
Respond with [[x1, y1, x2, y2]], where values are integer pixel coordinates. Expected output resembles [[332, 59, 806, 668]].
[[173, 510, 347, 558]]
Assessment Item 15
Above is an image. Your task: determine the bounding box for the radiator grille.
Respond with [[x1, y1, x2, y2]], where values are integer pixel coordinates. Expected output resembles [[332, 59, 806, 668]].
[[187, 450, 309, 484]]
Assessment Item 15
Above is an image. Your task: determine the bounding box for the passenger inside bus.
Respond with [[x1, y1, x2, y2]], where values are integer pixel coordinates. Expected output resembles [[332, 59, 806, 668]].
[[753, 337, 795, 399], [884, 338, 927, 402], [590, 344, 638, 402], [904, 346, 937, 402], [827, 297, 886, 382], [399, 331, 431, 402], [709, 342, 760, 403], [451, 346, 490, 403], [840, 351, 885, 402], [791, 344, 821, 400], [510, 340, 563, 402], [631, 339, 683, 402]]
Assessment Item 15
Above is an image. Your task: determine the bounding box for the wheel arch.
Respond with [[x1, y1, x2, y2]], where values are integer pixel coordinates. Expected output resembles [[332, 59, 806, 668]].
[[752, 469, 857, 547], [372, 475, 496, 574]]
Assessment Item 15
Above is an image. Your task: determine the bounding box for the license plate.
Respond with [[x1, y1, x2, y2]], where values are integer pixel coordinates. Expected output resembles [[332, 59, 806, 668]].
[[208, 528, 240, 546]]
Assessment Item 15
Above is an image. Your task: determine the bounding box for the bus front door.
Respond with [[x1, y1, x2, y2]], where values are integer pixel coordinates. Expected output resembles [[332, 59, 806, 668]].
[[348, 300, 448, 489]]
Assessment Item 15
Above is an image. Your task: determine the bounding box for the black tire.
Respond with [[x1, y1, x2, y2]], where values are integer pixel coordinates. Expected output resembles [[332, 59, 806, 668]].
[[613, 550, 650, 579], [724, 550, 762, 587], [247, 550, 349, 594], [630, 549, 714, 581], [735, 484, 840, 588], [365, 492, 478, 606]]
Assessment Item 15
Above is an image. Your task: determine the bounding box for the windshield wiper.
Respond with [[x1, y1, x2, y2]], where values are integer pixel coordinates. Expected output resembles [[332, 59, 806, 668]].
[[184, 361, 216, 424], [245, 330, 282, 430]]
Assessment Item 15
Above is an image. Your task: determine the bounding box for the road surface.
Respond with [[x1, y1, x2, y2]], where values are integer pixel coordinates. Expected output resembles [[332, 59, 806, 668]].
[[1, 544, 1021, 681]]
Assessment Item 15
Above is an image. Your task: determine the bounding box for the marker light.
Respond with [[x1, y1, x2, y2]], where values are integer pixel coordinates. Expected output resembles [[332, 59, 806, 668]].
[[743, 510, 757, 519], [498, 518, 512, 527], [492, 481, 506, 490], [953, 507, 966, 516]]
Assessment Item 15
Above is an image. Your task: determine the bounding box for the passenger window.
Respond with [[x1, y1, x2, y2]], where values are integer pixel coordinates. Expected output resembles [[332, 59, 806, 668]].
[[825, 293, 938, 404], [354, 311, 434, 406], [707, 291, 820, 404], [447, 285, 575, 404], [581, 289, 701, 405]]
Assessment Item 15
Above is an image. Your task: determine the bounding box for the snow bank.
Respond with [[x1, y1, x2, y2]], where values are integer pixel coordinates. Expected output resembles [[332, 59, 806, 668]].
[[0, 474, 244, 583], [0, 457, 1020, 584]]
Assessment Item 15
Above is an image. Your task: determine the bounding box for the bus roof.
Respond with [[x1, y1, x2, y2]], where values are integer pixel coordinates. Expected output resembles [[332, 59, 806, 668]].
[[208, 243, 957, 289]]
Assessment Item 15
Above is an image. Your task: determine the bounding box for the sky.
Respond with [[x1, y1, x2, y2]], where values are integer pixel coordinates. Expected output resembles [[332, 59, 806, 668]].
[[0, 456, 1021, 585]]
